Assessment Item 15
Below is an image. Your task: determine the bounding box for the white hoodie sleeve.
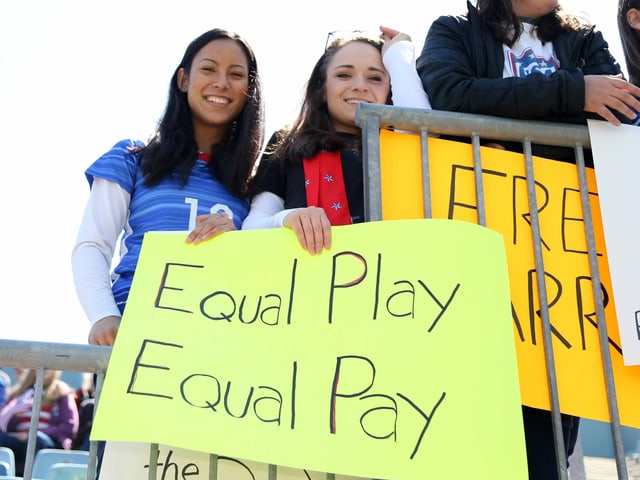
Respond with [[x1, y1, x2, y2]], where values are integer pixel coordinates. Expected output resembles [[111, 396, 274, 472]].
[[242, 191, 302, 230], [383, 40, 432, 110], [71, 178, 130, 325]]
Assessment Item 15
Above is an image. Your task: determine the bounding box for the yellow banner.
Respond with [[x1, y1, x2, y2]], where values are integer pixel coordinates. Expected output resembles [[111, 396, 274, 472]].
[[92, 219, 527, 479], [379, 130, 640, 427]]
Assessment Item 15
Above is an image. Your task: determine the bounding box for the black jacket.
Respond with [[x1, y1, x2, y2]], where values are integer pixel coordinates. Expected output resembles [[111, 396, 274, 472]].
[[417, 1, 623, 125], [416, 2, 626, 162]]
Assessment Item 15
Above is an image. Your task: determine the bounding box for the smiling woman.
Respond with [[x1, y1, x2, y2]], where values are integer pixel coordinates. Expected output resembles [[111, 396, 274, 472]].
[[70, 28, 265, 347], [241, 27, 430, 255]]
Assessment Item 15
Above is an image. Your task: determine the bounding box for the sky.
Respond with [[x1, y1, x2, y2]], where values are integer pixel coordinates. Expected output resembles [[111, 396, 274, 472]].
[[0, 0, 625, 345]]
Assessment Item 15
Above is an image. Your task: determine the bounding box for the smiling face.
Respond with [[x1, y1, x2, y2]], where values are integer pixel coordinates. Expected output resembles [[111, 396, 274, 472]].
[[177, 38, 250, 149], [324, 41, 390, 134]]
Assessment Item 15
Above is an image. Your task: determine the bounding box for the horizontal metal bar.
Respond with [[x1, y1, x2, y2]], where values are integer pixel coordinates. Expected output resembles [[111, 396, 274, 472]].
[[355, 103, 590, 149], [0, 338, 111, 373]]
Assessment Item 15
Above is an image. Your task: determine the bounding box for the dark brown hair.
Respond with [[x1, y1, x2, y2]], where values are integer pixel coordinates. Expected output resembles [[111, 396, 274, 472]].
[[7, 369, 71, 406], [619, 0, 640, 85], [476, 0, 586, 46]]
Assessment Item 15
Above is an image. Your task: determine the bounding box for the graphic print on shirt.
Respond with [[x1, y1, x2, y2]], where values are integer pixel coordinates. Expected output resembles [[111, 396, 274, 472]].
[[508, 47, 559, 77], [184, 197, 234, 231]]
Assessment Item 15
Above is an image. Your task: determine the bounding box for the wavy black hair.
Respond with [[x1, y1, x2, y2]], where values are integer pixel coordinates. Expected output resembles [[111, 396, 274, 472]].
[[476, 0, 586, 46], [619, 0, 640, 85]]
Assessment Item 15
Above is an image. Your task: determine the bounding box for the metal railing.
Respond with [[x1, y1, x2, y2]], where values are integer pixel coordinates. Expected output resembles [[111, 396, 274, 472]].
[[0, 105, 632, 479], [0, 340, 109, 480], [355, 103, 626, 480]]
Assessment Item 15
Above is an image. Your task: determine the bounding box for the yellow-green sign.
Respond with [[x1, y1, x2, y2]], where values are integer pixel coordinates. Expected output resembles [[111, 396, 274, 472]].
[[92, 219, 527, 479]]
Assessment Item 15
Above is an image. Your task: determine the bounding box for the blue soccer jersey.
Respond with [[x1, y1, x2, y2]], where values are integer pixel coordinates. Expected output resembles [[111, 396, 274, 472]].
[[85, 139, 250, 311]]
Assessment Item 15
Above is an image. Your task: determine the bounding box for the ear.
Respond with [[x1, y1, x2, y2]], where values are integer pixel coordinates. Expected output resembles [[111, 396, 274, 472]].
[[628, 8, 640, 31], [177, 68, 189, 92]]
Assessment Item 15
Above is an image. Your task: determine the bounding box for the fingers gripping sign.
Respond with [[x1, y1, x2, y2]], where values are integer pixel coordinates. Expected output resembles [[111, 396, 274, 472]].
[[284, 207, 332, 255], [186, 213, 237, 245]]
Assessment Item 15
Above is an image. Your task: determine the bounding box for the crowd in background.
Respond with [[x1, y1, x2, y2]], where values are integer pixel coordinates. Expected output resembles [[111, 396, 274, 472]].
[[0, 369, 93, 476]]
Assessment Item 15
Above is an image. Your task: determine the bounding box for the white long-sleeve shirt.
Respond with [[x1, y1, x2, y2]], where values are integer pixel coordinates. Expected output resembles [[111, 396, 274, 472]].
[[72, 178, 130, 324], [383, 40, 431, 109]]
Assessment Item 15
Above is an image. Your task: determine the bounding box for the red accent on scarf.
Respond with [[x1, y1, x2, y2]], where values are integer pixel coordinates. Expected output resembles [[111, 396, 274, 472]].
[[198, 152, 211, 163], [303, 151, 352, 226]]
